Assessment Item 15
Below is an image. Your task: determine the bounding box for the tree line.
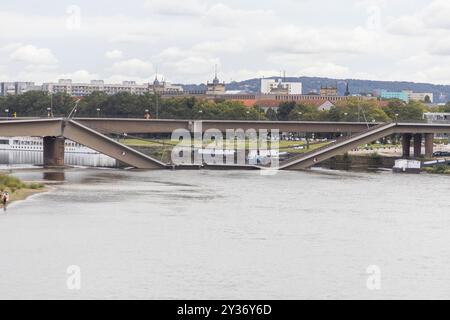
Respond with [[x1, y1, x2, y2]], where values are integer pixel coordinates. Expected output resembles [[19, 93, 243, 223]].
[[0, 90, 432, 121]]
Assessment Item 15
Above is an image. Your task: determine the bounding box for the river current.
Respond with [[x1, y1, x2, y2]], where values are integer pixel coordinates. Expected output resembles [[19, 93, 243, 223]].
[[1, 165, 450, 299]]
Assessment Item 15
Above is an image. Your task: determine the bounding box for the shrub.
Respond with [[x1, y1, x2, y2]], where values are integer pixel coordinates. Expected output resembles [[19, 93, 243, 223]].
[[28, 183, 44, 190]]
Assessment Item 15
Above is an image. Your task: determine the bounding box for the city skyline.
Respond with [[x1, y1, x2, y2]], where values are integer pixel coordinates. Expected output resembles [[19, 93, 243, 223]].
[[1, 0, 450, 85]]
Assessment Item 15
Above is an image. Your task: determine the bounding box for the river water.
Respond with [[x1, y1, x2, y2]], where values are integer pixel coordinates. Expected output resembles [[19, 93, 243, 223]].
[[1, 166, 450, 299]]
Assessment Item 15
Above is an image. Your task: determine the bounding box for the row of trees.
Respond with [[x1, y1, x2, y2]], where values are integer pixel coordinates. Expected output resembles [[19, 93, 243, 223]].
[[0, 91, 430, 121], [271, 98, 427, 122]]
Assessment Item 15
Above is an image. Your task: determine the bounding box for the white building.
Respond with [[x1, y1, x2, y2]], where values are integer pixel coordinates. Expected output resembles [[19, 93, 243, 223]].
[[261, 78, 302, 95], [0, 82, 39, 96], [42, 79, 183, 97], [423, 112, 450, 123], [404, 90, 434, 103], [42, 79, 149, 96]]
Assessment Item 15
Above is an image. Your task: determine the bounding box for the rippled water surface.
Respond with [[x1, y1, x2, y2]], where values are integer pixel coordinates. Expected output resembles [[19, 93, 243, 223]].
[[1, 168, 450, 299]]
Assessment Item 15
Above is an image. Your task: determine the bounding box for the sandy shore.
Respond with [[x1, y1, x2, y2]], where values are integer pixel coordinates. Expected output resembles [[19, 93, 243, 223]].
[[0, 187, 48, 210]]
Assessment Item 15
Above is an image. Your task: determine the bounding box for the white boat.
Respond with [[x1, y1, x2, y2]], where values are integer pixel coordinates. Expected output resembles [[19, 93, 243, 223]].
[[248, 150, 287, 165], [0, 136, 100, 154], [393, 159, 421, 174]]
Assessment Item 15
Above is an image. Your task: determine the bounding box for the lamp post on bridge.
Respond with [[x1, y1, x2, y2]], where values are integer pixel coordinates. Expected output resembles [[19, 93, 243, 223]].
[[4, 109, 9, 119], [96, 108, 101, 118]]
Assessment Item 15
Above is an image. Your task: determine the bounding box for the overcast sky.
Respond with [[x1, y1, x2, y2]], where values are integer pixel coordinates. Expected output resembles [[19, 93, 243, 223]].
[[1, 0, 449, 85]]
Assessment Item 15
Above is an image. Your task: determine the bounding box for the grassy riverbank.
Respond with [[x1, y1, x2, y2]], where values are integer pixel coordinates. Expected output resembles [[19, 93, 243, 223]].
[[0, 174, 46, 208], [422, 165, 450, 175]]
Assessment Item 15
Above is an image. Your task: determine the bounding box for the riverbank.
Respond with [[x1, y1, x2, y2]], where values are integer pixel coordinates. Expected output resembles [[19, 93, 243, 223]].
[[422, 166, 450, 175], [0, 173, 47, 209], [320, 153, 397, 171], [4, 186, 48, 207]]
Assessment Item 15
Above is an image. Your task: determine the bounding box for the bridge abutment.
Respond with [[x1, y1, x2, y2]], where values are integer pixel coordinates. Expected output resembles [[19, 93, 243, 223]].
[[43, 136, 65, 167], [402, 134, 412, 158], [425, 133, 434, 159]]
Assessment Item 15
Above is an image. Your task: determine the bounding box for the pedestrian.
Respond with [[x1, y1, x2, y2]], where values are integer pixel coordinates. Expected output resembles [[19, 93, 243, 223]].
[[1, 190, 9, 211]]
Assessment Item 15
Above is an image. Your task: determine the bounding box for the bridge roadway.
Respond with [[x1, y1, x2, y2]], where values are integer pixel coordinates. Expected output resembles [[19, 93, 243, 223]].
[[1, 117, 450, 170], [75, 118, 379, 134], [0, 117, 383, 134]]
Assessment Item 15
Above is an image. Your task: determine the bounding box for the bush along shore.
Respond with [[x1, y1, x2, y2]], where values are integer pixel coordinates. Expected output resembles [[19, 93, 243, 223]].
[[422, 165, 450, 175], [0, 174, 46, 209]]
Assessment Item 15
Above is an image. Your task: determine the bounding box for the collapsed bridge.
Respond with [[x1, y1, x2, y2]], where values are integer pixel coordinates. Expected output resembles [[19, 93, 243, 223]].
[[0, 118, 448, 170]]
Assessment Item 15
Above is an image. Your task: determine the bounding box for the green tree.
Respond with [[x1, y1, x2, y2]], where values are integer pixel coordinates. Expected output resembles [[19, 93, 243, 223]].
[[265, 108, 278, 121], [438, 102, 450, 113], [288, 103, 321, 121], [383, 99, 426, 121], [329, 98, 390, 122], [277, 102, 296, 121]]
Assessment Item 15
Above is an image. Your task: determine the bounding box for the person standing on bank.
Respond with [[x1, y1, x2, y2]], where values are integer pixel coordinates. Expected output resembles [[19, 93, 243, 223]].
[[1, 190, 10, 211]]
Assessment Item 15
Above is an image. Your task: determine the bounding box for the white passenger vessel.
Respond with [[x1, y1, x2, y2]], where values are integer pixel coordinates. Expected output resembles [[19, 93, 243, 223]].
[[0, 137, 99, 154]]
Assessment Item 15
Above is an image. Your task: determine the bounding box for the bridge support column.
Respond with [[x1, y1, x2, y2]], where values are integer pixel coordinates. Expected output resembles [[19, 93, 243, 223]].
[[402, 133, 412, 158], [43, 136, 65, 167], [425, 133, 434, 159], [413, 134, 422, 158]]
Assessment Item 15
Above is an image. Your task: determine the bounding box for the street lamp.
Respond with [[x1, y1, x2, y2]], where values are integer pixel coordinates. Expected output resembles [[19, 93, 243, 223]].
[[395, 113, 399, 123], [47, 107, 52, 118], [198, 110, 203, 120], [96, 108, 101, 118], [4, 109, 9, 119]]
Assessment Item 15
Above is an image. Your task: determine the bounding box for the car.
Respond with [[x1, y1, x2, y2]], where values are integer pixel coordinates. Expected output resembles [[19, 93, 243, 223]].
[[433, 151, 450, 157], [433, 151, 443, 157]]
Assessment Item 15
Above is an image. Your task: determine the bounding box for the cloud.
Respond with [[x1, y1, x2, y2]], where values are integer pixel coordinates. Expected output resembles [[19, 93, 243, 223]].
[[429, 40, 450, 56], [192, 38, 246, 54], [0, 43, 23, 53], [421, 0, 450, 30], [105, 50, 124, 59], [259, 25, 379, 56], [203, 3, 275, 28], [108, 58, 154, 77], [2, 1, 450, 85], [57, 70, 100, 83], [385, 15, 426, 36], [9, 45, 58, 65], [299, 62, 351, 79], [152, 46, 220, 83], [143, 0, 208, 16]]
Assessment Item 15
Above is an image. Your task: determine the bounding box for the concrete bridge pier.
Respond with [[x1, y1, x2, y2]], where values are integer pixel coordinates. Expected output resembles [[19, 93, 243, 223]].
[[425, 133, 434, 159], [402, 133, 412, 158], [413, 133, 422, 158], [43, 136, 65, 167]]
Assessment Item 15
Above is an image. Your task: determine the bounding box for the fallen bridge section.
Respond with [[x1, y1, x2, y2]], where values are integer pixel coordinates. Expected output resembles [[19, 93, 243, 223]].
[[63, 120, 167, 169], [279, 123, 397, 170]]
